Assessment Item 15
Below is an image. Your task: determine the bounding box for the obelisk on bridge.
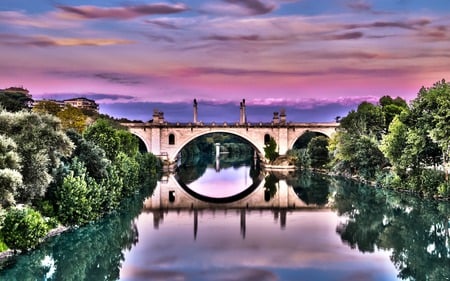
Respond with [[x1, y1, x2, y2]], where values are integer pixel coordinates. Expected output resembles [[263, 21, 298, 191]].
[[239, 99, 247, 125], [193, 99, 198, 124]]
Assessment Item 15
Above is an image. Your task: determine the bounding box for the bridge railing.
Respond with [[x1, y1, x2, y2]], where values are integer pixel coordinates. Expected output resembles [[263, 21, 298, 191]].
[[122, 121, 339, 128]]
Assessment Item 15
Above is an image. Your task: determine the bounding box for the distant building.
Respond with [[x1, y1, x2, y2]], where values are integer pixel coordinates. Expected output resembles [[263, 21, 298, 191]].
[[63, 97, 99, 112], [32, 97, 99, 113]]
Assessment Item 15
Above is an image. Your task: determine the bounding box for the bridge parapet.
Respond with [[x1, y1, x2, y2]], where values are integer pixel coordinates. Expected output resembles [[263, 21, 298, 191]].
[[122, 121, 338, 129]]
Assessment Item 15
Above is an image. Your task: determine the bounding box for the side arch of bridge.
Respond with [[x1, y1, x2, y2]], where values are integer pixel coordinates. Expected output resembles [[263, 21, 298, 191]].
[[288, 128, 334, 150]]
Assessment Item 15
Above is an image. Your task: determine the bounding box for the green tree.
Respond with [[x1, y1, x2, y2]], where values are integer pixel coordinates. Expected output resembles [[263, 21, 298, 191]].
[[423, 80, 450, 179], [0, 110, 74, 203], [114, 152, 140, 196], [83, 119, 120, 161], [379, 95, 408, 131], [1, 207, 48, 251], [116, 129, 139, 158], [55, 159, 103, 226], [380, 116, 409, 175], [332, 133, 385, 180], [340, 102, 385, 139], [32, 100, 61, 115], [286, 149, 309, 169], [264, 137, 279, 163], [65, 130, 110, 182], [57, 105, 88, 133], [0, 135, 22, 206], [307, 136, 329, 169], [0, 92, 33, 112]]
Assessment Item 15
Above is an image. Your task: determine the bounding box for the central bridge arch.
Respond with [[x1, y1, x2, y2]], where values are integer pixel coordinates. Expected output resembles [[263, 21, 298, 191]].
[[170, 129, 264, 162]]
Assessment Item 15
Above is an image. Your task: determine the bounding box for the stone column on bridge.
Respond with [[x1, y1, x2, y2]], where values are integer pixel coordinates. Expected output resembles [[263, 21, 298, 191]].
[[278, 127, 289, 155], [272, 112, 279, 124], [280, 108, 286, 124], [193, 99, 198, 124]]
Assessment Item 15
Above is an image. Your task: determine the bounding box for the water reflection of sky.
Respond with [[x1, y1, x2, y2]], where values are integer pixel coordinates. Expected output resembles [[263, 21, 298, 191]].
[[120, 210, 400, 281], [186, 165, 253, 198]]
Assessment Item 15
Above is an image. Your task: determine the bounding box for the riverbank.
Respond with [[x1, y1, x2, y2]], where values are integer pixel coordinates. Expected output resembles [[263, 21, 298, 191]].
[[0, 225, 70, 263], [321, 169, 450, 202]]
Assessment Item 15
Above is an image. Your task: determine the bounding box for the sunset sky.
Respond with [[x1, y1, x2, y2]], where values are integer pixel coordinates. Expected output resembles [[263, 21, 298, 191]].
[[1, 0, 449, 122]]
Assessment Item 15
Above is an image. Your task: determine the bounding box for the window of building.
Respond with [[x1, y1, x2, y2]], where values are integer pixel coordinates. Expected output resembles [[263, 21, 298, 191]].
[[264, 134, 271, 145], [169, 134, 175, 145]]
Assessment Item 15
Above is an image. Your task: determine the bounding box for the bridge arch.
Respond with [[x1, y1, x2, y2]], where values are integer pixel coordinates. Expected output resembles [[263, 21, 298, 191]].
[[288, 128, 335, 151], [171, 130, 264, 162], [129, 130, 151, 153]]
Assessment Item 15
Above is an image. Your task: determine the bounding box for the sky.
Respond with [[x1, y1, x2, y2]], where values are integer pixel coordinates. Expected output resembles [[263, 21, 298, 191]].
[[1, 0, 450, 122]]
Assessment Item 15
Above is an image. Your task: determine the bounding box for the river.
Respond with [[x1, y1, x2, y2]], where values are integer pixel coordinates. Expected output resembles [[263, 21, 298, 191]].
[[0, 153, 449, 281]]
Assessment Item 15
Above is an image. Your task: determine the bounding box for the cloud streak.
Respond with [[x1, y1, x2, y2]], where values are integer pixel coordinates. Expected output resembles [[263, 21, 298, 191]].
[[57, 3, 189, 20], [0, 34, 133, 47], [224, 0, 276, 15]]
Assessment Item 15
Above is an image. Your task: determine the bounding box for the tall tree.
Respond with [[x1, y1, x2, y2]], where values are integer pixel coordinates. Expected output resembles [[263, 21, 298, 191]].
[[57, 105, 88, 133], [83, 119, 120, 161], [0, 92, 33, 112], [307, 136, 329, 169], [380, 116, 409, 176], [0, 110, 73, 203], [379, 95, 408, 132], [0, 134, 22, 206], [32, 100, 61, 115]]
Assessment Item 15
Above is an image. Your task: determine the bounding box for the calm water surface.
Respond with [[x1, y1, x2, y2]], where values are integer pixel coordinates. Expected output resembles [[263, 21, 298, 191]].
[[0, 155, 449, 281]]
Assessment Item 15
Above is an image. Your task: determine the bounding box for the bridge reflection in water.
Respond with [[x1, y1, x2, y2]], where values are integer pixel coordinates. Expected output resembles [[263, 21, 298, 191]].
[[143, 173, 326, 239]]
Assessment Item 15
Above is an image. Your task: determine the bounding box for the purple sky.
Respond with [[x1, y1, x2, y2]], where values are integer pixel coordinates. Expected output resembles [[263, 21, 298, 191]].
[[1, 0, 449, 122]]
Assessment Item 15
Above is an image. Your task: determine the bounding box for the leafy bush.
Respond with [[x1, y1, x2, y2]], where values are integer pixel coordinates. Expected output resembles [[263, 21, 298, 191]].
[[264, 137, 279, 163], [1, 207, 48, 251], [137, 152, 161, 187], [55, 159, 102, 226], [114, 152, 140, 196], [438, 181, 450, 197]]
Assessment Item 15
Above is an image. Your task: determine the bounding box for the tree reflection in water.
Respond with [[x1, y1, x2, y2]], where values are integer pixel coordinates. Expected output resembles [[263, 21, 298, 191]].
[[0, 180, 157, 281], [331, 177, 450, 281], [1, 171, 448, 281]]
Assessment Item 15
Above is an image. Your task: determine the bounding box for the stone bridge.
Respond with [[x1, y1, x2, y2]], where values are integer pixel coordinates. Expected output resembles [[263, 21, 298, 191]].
[[122, 100, 338, 163]]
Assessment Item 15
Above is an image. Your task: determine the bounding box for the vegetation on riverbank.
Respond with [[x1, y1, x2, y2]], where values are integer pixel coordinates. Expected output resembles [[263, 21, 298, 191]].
[[284, 79, 450, 199], [0, 96, 161, 253]]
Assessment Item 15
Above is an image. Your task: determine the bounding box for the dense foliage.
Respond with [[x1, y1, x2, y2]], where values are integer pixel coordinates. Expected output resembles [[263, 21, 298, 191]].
[[0, 92, 32, 112], [307, 136, 329, 169], [264, 136, 279, 163], [0, 110, 74, 204], [0, 207, 48, 251], [0, 102, 161, 251], [330, 79, 450, 198]]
